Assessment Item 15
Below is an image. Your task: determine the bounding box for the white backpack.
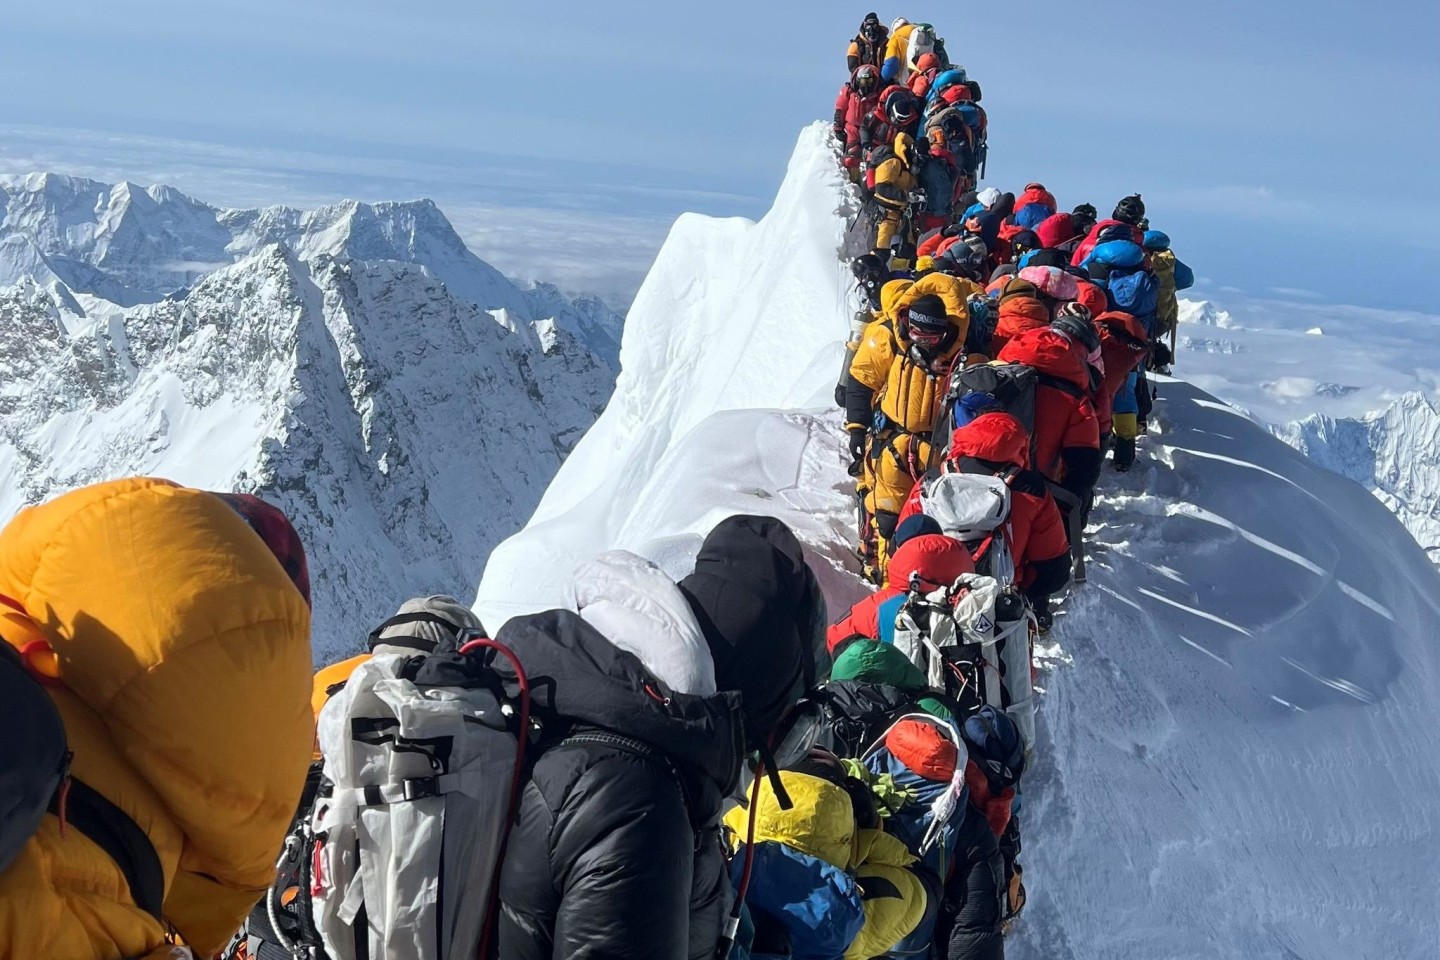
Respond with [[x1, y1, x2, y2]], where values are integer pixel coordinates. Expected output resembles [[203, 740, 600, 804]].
[[890, 574, 1038, 753], [307, 641, 531, 960], [920, 472, 1017, 586], [906, 23, 937, 69]]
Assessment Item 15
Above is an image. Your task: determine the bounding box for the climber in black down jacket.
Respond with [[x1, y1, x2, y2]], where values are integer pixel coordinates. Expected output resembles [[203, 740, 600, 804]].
[[934, 802, 1007, 960], [496, 515, 827, 960]]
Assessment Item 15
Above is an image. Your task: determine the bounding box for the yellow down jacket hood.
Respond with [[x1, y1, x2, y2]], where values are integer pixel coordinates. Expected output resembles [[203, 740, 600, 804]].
[[0, 478, 314, 959]]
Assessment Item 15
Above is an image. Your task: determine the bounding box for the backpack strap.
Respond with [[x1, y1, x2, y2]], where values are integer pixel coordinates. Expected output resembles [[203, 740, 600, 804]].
[[48, 778, 164, 923], [1035, 372, 1086, 400]]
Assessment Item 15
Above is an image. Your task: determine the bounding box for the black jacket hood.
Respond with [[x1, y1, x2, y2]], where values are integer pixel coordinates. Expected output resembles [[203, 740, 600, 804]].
[[492, 608, 746, 797], [677, 515, 828, 744]]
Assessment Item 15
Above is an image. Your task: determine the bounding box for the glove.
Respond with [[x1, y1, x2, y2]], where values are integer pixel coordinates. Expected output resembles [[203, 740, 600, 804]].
[[832, 123, 845, 142], [1002, 862, 1027, 933], [848, 427, 868, 463]]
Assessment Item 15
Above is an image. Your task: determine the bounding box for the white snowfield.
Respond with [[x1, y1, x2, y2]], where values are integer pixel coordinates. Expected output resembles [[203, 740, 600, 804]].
[[477, 123, 1440, 956]]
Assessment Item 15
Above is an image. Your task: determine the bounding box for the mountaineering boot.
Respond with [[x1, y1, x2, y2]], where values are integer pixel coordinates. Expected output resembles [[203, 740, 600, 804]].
[[1112, 436, 1136, 473], [1033, 599, 1054, 635]]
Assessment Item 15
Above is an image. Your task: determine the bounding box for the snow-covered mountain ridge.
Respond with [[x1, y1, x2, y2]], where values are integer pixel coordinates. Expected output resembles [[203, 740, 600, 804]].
[[1, 176, 621, 661], [0, 171, 623, 362], [477, 122, 1440, 956]]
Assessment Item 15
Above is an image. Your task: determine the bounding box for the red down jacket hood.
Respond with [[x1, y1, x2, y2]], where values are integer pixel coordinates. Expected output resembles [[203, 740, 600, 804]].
[[948, 412, 1031, 469], [886, 533, 974, 591], [999, 327, 1090, 390], [1034, 212, 1077, 249]]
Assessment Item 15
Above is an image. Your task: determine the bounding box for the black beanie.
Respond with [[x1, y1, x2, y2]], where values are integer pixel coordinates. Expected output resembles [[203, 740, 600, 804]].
[[906, 294, 949, 329], [678, 516, 826, 743]]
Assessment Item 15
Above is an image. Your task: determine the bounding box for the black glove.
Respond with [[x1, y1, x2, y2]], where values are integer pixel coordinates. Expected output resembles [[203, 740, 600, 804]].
[[848, 427, 868, 463], [1150, 340, 1174, 368]]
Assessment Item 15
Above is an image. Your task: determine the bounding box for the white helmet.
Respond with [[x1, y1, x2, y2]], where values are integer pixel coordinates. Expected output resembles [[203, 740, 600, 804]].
[[891, 17, 910, 32]]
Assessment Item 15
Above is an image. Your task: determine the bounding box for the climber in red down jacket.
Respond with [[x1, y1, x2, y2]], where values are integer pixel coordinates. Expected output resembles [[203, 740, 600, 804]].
[[834, 64, 881, 170], [897, 413, 1072, 626], [827, 515, 974, 652], [997, 326, 1102, 534], [1092, 310, 1151, 443]]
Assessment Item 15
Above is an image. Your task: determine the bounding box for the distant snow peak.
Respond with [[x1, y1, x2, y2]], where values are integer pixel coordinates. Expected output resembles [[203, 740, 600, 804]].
[[1275, 391, 1440, 564], [1178, 299, 1240, 330], [0, 171, 623, 367], [0, 179, 620, 661]]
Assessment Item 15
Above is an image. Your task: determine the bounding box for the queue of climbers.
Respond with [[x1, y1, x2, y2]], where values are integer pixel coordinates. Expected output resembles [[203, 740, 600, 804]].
[[824, 10, 1195, 958], [0, 15, 1198, 960], [0, 479, 1033, 960]]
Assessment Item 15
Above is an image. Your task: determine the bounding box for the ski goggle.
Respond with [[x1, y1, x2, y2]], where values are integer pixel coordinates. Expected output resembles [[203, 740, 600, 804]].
[[909, 326, 948, 350]]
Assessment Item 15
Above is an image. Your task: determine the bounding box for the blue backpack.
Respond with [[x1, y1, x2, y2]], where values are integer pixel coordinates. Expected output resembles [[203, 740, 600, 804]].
[[1107, 268, 1159, 334]]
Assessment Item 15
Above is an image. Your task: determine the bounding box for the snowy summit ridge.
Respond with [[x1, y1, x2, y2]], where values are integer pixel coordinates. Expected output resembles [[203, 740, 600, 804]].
[[478, 123, 1440, 957], [0, 174, 621, 661]]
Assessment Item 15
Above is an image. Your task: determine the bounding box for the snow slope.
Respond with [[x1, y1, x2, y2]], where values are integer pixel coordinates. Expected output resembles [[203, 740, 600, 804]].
[[2, 235, 615, 662], [476, 121, 871, 626], [477, 123, 1440, 956]]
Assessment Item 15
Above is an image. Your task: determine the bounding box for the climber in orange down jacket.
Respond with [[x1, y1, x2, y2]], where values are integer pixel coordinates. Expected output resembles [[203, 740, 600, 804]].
[[0, 478, 315, 960]]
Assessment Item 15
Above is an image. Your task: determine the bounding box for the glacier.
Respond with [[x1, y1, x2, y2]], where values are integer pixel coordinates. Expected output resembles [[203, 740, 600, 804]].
[[0, 182, 622, 661], [477, 123, 1440, 956]]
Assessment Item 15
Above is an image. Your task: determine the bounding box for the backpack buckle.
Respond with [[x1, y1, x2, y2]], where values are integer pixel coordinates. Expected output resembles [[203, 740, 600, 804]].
[[402, 777, 439, 801]]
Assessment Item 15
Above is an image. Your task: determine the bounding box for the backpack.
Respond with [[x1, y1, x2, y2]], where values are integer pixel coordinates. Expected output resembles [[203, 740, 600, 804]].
[[886, 579, 1038, 751], [0, 638, 70, 874], [932, 362, 1039, 465], [1107, 268, 1160, 334], [813, 680, 935, 759], [863, 143, 896, 192], [259, 635, 533, 960], [906, 24, 937, 67], [919, 472, 1016, 584]]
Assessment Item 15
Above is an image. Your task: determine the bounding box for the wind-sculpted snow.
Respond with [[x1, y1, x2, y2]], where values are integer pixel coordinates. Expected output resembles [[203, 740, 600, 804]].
[[1, 245, 614, 661], [476, 122, 871, 627], [1014, 379, 1440, 958], [479, 124, 1440, 954]]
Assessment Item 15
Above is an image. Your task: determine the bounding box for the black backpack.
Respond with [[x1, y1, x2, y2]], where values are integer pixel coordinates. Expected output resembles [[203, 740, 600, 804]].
[[0, 642, 68, 872], [812, 679, 963, 760], [931, 363, 1040, 467]]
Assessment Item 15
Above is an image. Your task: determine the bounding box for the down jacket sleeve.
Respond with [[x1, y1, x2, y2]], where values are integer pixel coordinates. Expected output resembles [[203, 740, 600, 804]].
[[940, 807, 1006, 960]]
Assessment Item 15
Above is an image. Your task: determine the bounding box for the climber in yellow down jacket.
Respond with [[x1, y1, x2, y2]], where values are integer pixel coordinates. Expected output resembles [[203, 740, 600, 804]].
[[871, 132, 920, 258], [724, 755, 929, 959], [0, 478, 315, 960], [844, 284, 967, 575]]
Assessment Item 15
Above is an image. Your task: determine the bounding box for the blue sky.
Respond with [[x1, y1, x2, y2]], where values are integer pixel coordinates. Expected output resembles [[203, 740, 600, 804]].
[[2, 0, 1437, 312]]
